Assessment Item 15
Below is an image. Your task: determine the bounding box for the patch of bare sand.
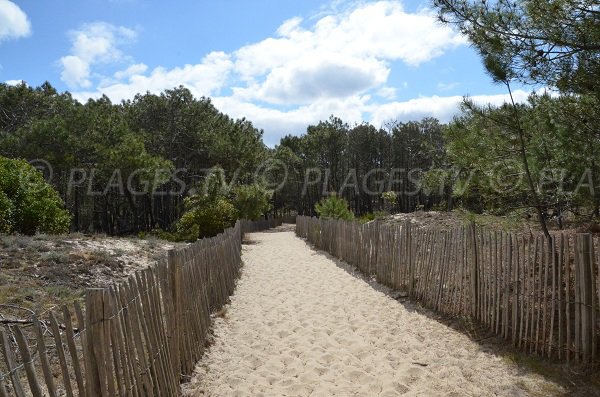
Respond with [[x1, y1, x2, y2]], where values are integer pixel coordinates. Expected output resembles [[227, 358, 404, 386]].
[[63, 236, 181, 283], [183, 230, 563, 397]]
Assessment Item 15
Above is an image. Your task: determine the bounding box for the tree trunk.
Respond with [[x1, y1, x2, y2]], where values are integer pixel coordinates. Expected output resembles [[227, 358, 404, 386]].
[[507, 82, 551, 239]]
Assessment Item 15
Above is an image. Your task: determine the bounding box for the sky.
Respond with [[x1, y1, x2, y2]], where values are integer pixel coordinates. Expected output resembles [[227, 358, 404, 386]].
[[0, 0, 530, 146]]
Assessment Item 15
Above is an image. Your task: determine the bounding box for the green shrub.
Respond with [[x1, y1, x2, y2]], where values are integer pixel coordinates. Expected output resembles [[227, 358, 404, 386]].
[[381, 191, 397, 213], [358, 211, 387, 223], [315, 195, 354, 221], [232, 184, 272, 220], [0, 156, 71, 235], [0, 191, 14, 233], [359, 213, 376, 223], [176, 168, 237, 240], [177, 196, 237, 240], [41, 251, 69, 264], [138, 228, 183, 242]]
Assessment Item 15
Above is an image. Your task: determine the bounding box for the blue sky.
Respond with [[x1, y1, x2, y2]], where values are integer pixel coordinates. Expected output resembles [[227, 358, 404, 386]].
[[0, 0, 529, 145]]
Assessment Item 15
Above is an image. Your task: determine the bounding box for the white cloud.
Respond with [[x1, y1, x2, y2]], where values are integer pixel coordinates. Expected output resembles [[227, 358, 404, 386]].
[[113, 63, 147, 80], [73, 51, 233, 103], [60, 22, 137, 88], [60, 55, 92, 88], [5, 79, 25, 86], [212, 90, 530, 146], [66, 1, 489, 144], [369, 90, 531, 128], [231, 1, 466, 105], [214, 94, 369, 146], [377, 86, 397, 100], [70, 1, 466, 107], [0, 0, 31, 42], [236, 54, 389, 104]]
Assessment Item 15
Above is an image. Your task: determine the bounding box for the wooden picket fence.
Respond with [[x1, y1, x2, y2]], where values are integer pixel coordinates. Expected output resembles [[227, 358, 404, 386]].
[[240, 218, 282, 234], [281, 215, 296, 224], [0, 218, 278, 396], [297, 216, 600, 365]]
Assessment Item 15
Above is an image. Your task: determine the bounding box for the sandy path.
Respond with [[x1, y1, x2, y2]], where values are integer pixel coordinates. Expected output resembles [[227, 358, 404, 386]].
[[183, 229, 562, 397]]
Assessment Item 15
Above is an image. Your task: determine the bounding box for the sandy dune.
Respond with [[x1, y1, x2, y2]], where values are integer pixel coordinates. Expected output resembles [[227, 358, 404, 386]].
[[183, 229, 563, 396]]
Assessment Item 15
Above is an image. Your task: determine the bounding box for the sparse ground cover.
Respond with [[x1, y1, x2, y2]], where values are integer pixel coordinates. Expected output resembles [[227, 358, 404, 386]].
[[382, 210, 598, 236], [0, 232, 184, 394], [0, 233, 183, 318]]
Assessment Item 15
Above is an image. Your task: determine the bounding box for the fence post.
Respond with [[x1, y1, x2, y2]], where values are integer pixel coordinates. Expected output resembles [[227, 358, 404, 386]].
[[579, 234, 594, 363], [407, 221, 414, 297], [85, 289, 107, 397], [469, 223, 479, 319], [169, 249, 182, 376]]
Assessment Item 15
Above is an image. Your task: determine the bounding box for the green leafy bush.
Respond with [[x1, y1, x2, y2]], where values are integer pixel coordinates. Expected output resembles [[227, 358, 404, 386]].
[[381, 191, 397, 213], [0, 191, 13, 234], [177, 196, 237, 240], [176, 168, 237, 240], [0, 156, 71, 235], [233, 184, 272, 221], [315, 195, 354, 221]]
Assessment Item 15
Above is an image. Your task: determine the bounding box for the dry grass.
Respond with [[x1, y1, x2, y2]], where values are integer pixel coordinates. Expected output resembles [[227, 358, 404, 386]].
[[385, 209, 599, 236], [0, 232, 184, 315]]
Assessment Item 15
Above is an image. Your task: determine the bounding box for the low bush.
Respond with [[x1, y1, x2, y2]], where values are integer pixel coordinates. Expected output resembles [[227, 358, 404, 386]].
[[358, 211, 387, 223], [138, 228, 183, 242], [315, 195, 354, 221], [0, 156, 71, 235], [176, 169, 237, 240], [232, 184, 272, 221], [177, 196, 237, 240]]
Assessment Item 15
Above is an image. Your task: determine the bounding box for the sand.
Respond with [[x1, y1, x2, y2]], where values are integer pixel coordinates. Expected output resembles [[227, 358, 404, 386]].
[[182, 229, 563, 397]]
